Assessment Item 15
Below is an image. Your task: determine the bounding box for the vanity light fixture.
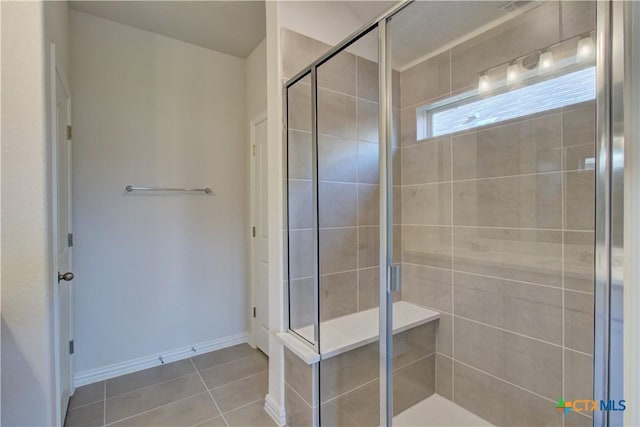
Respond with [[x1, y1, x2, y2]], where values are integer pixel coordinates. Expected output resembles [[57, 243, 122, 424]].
[[507, 61, 520, 83], [577, 35, 595, 60], [478, 74, 490, 92], [539, 50, 554, 70]]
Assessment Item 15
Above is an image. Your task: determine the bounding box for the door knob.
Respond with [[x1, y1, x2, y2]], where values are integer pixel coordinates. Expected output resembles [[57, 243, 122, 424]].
[[58, 272, 74, 283]]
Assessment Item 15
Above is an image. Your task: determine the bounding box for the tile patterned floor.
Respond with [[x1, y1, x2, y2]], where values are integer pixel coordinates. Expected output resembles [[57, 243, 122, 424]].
[[65, 344, 276, 427]]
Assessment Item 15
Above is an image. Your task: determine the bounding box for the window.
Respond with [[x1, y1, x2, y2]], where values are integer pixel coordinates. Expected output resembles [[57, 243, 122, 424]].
[[419, 66, 596, 138]]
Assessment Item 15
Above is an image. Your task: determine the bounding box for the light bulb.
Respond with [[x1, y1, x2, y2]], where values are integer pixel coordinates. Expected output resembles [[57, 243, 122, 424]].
[[478, 74, 490, 92], [539, 51, 554, 70], [507, 62, 520, 83], [577, 35, 595, 60]]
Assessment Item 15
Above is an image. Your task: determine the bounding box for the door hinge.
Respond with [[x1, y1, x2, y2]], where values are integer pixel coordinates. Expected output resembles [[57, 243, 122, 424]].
[[66, 125, 72, 140], [69, 340, 74, 355], [252, 144, 256, 156], [67, 233, 74, 247], [253, 307, 257, 318], [252, 226, 256, 237]]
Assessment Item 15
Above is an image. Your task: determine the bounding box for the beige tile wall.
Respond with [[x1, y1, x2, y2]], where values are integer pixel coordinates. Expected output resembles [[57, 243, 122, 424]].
[[320, 324, 436, 426], [284, 348, 319, 426], [399, 2, 596, 426]]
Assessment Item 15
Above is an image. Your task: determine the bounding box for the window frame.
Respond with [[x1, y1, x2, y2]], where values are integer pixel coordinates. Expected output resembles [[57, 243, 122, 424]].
[[417, 61, 596, 139]]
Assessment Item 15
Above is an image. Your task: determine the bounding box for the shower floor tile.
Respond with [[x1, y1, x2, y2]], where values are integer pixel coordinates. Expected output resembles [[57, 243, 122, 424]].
[[395, 394, 494, 427]]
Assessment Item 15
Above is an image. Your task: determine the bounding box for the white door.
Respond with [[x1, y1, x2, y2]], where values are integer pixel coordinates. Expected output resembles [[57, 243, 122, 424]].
[[52, 47, 73, 425], [251, 114, 269, 354]]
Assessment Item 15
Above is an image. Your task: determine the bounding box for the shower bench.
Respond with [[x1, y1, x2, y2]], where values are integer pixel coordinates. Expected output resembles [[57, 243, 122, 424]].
[[278, 301, 440, 426]]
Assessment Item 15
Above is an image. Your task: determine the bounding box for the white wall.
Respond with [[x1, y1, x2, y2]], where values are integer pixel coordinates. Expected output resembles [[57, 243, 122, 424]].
[[246, 39, 267, 121], [278, 1, 383, 63], [70, 10, 249, 376], [1, 1, 69, 425], [279, 1, 369, 48]]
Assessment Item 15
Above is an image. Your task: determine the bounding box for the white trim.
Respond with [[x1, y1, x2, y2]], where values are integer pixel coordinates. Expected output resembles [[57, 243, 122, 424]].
[[266, 0, 286, 418], [249, 111, 269, 353], [276, 332, 320, 365], [264, 393, 287, 427], [73, 332, 249, 387], [50, 41, 63, 427], [50, 42, 73, 426]]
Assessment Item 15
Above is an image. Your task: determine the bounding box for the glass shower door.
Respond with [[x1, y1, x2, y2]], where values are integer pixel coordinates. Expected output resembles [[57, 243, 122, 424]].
[[387, 1, 597, 426], [314, 26, 386, 427]]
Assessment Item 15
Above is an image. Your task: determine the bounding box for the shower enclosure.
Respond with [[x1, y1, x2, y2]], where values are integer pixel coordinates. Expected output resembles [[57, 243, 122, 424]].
[[283, 1, 624, 426]]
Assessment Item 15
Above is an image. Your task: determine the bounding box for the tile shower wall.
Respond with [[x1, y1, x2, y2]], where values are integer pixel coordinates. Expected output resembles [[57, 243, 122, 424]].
[[399, 2, 595, 426], [284, 28, 401, 330]]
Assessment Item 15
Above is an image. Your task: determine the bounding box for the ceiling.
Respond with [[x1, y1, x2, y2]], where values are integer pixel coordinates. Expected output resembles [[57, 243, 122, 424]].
[[69, 1, 533, 67], [69, 1, 266, 58]]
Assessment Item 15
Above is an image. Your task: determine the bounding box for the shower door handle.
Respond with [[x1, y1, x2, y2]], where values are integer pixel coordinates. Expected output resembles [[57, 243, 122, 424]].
[[387, 264, 401, 293]]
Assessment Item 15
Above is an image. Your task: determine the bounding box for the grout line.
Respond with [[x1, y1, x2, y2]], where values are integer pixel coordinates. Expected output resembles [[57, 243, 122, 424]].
[[193, 351, 261, 373], [194, 354, 264, 385], [293, 168, 594, 187], [454, 315, 564, 349], [322, 374, 379, 405], [563, 346, 594, 358], [289, 225, 382, 232], [561, 97, 566, 427], [455, 313, 592, 357], [405, 170, 565, 184], [207, 371, 268, 392], [104, 391, 212, 426], [288, 127, 386, 147], [66, 397, 105, 412], [289, 178, 401, 187], [104, 353, 260, 402], [194, 415, 226, 427], [454, 360, 559, 405], [287, 79, 373, 102], [285, 381, 315, 409], [355, 52, 360, 315], [221, 397, 265, 416], [400, 262, 594, 295], [105, 373, 197, 401], [291, 267, 364, 281], [398, 223, 592, 234], [449, 131, 456, 402], [103, 381, 107, 427], [189, 358, 229, 427], [394, 351, 436, 372]]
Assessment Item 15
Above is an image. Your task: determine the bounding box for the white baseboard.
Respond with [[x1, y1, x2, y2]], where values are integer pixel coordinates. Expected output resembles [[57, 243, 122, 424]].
[[264, 393, 287, 426], [74, 332, 250, 387]]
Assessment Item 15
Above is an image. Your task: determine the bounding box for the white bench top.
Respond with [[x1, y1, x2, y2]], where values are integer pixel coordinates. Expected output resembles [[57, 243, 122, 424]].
[[278, 301, 440, 364]]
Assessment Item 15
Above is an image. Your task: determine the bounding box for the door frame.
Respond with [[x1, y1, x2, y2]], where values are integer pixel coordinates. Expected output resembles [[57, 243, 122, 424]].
[[249, 111, 268, 352], [49, 43, 74, 425]]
